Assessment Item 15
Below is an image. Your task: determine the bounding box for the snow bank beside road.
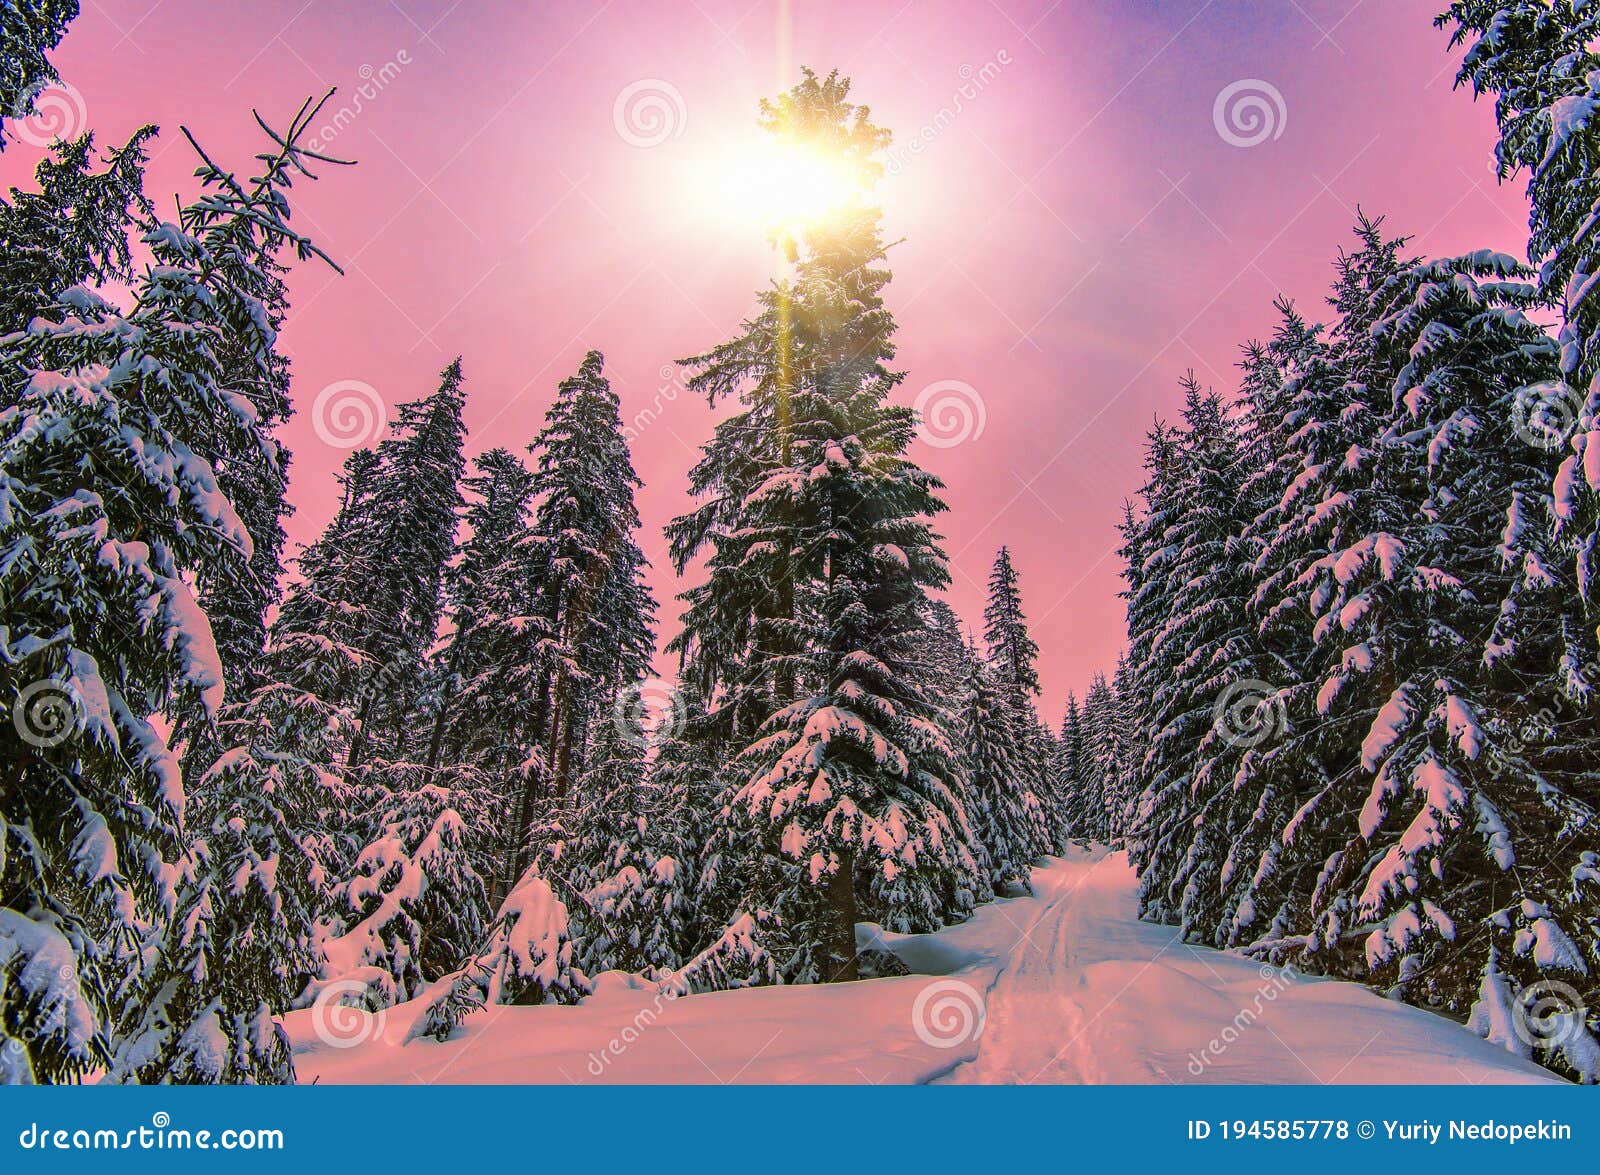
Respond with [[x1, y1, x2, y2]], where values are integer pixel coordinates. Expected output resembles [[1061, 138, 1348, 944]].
[[290, 847, 1554, 1085]]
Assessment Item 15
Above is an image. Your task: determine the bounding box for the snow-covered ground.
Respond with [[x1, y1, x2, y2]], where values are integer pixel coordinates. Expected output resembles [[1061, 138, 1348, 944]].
[[288, 846, 1555, 1085]]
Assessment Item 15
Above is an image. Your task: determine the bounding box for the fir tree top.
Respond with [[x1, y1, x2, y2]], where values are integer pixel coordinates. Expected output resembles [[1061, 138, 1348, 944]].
[[983, 546, 1041, 705]]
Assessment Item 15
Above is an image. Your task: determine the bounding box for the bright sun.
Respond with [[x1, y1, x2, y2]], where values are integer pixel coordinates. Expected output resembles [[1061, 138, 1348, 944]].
[[693, 138, 864, 237], [746, 141, 859, 228]]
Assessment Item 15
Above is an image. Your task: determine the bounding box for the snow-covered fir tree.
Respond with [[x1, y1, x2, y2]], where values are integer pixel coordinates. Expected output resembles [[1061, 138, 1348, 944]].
[[417, 447, 537, 886], [1066, 673, 1121, 844], [522, 350, 655, 810], [983, 546, 1041, 706], [341, 359, 469, 769], [959, 650, 1033, 896], [1124, 377, 1259, 931], [563, 720, 687, 977], [0, 1, 79, 149], [0, 128, 153, 331], [1438, 3, 1600, 607], [312, 770, 488, 1009], [0, 94, 343, 1083], [486, 349, 656, 897], [981, 547, 1061, 855], [668, 69, 975, 981]]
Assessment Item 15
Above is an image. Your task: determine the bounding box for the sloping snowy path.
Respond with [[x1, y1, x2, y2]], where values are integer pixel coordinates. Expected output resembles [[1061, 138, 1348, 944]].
[[937, 846, 1551, 1084], [289, 847, 1554, 1085]]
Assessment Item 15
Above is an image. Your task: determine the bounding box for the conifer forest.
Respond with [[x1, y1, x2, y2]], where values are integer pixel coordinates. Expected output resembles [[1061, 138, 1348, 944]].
[[1, 0, 1599, 1095]]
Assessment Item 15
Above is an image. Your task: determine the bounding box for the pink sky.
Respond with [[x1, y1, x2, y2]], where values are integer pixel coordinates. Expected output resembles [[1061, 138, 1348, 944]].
[[7, 0, 1532, 715]]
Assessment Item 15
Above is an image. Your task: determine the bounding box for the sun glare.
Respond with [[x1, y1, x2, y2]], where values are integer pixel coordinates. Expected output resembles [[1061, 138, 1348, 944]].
[[693, 138, 865, 238]]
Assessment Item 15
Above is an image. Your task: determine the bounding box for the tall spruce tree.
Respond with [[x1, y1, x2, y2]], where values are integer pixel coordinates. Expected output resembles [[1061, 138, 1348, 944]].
[[668, 69, 969, 981], [343, 359, 469, 768], [983, 547, 1041, 706], [0, 95, 343, 1083], [419, 448, 539, 886], [525, 350, 655, 804], [1438, 3, 1600, 612]]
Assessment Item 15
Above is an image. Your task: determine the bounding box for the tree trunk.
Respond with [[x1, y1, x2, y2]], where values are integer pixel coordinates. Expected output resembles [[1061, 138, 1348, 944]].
[[346, 686, 375, 771], [503, 681, 552, 897], [546, 669, 574, 802], [825, 848, 859, 982]]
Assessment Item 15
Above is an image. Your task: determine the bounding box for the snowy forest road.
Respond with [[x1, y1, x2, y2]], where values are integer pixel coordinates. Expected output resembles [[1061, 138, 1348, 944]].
[[939, 847, 1553, 1084], [290, 847, 1555, 1085]]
